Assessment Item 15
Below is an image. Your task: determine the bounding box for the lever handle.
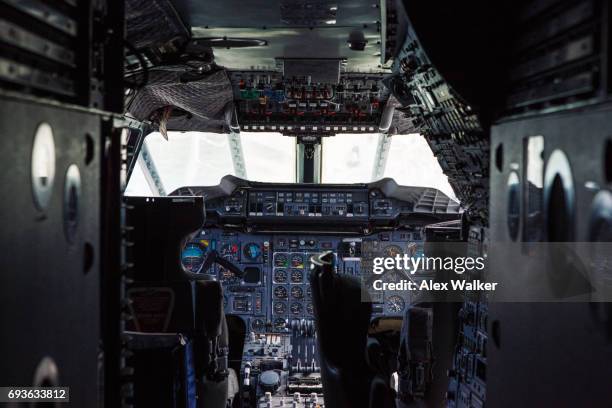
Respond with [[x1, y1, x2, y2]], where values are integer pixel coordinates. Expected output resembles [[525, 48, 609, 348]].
[[182, 249, 244, 281]]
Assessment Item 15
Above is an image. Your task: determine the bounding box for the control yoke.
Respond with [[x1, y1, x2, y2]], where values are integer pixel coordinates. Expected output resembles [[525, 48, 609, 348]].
[[182, 249, 244, 281]]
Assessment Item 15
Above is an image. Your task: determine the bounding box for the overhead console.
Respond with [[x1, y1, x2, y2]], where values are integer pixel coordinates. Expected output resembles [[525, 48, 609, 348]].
[[171, 176, 461, 232], [230, 71, 389, 135]]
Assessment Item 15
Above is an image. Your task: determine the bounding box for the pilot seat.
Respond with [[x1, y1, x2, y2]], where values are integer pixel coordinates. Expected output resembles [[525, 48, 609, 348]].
[[310, 251, 396, 408], [124, 196, 239, 407]]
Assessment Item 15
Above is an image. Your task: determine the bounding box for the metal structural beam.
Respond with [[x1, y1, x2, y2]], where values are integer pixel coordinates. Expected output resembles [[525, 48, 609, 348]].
[[228, 130, 247, 179], [371, 133, 392, 181], [296, 137, 322, 183], [137, 142, 166, 196]]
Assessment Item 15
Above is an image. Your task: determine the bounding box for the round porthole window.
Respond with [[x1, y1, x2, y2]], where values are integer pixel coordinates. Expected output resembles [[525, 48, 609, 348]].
[[63, 164, 81, 244], [543, 149, 574, 242], [495, 143, 504, 172], [589, 190, 612, 242], [31, 123, 56, 212], [32, 356, 61, 408], [507, 171, 520, 241]]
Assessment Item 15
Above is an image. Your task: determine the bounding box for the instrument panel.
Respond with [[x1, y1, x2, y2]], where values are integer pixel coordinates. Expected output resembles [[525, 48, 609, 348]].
[[180, 228, 428, 333], [247, 189, 369, 219], [172, 178, 462, 232], [170, 186, 454, 407]]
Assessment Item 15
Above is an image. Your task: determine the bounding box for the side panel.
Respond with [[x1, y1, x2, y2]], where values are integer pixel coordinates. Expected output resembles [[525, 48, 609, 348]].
[[0, 97, 103, 406], [488, 106, 612, 407]]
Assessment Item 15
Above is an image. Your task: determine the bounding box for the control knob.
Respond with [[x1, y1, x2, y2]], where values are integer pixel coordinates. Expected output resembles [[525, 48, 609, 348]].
[[260, 370, 281, 393]]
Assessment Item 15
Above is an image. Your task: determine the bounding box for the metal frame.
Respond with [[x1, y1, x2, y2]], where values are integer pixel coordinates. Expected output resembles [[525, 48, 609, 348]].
[[371, 132, 392, 181], [137, 141, 166, 196], [296, 135, 322, 183], [228, 130, 247, 179]]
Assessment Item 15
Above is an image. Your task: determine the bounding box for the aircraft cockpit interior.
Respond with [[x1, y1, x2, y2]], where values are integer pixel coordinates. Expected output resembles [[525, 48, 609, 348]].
[[1, 0, 611, 407]]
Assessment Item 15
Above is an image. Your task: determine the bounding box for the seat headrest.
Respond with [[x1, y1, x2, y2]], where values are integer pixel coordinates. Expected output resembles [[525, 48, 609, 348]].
[[310, 252, 372, 368]]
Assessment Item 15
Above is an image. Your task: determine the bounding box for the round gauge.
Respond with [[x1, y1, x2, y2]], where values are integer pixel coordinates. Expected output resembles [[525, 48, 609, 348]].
[[243, 242, 261, 261], [306, 303, 314, 315], [273, 318, 287, 331], [181, 243, 205, 273], [407, 242, 418, 257], [386, 295, 405, 313], [291, 254, 304, 268], [383, 245, 403, 258], [274, 286, 288, 299], [251, 318, 265, 332], [219, 265, 238, 283], [290, 269, 303, 283], [273, 301, 287, 314], [306, 286, 312, 299], [274, 254, 288, 267], [383, 270, 403, 283], [273, 269, 287, 283], [291, 286, 303, 299], [290, 302, 303, 315], [221, 242, 239, 257]]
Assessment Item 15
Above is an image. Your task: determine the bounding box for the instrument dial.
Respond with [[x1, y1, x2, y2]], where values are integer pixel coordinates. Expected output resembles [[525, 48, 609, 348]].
[[273, 301, 287, 314], [273, 269, 287, 283], [273, 318, 287, 331], [251, 318, 265, 332], [181, 242, 206, 273], [290, 302, 303, 315], [386, 295, 405, 313], [290, 269, 303, 283], [243, 242, 261, 261], [274, 254, 288, 267], [291, 254, 304, 268], [291, 286, 303, 299], [383, 245, 403, 258], [383, 270, 404, 283], [274, 286, 288, 299], [306, 303, 314, 315], [221, 242, 239, 257]]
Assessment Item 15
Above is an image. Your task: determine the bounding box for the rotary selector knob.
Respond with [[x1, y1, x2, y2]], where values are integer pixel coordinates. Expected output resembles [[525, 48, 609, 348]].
[[260, 370, 281, 393]]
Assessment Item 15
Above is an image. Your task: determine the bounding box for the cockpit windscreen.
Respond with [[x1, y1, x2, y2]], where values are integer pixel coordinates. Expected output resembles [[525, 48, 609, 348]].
[[125, 131, 456, 199]]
